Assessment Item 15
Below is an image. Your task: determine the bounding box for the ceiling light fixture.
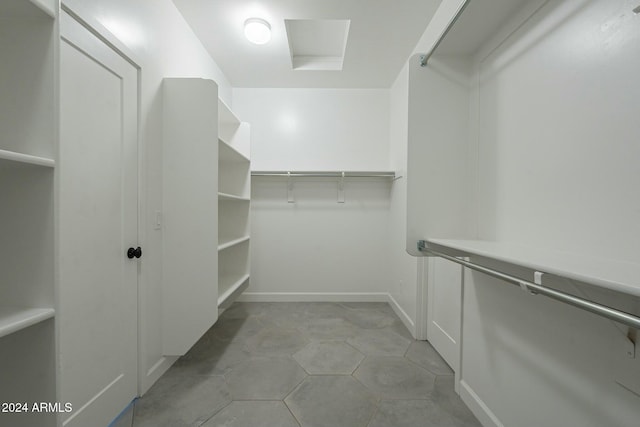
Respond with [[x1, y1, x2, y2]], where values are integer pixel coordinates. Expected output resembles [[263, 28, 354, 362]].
[[244, 18, 271, 45]]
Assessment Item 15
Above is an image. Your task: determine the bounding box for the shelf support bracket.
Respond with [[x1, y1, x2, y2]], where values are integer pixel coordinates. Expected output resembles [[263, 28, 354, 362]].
[[337, 172, 345, 203], [287, 172, 294, 203]]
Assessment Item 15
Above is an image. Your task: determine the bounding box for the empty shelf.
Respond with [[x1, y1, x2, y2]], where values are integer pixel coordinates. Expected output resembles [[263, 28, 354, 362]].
[[218, 274, 250, 308], [218, 98, 241, 126], [218, 236, 251, 251], [218, 192, 250, 201], [219, 138, 250, 163], [425, 239, 640, 297], [0, 149, 55, 168], [0, 306, 55, 338]]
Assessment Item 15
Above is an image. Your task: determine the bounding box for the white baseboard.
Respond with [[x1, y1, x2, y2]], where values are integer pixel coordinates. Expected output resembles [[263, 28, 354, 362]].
[[237, 292, 389, 302], [141, 356, 178, 395], [459, 379, 504, 427], [386, 293, 416, 339]]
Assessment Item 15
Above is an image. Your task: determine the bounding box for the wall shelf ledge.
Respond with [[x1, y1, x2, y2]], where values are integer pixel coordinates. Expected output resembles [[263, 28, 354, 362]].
[[0, 306, 55, 339], [422, 239, 640, 298]]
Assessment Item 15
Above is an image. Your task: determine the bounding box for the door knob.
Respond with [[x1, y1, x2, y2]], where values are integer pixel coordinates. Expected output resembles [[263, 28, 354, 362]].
[[127, 246, 142, 259]]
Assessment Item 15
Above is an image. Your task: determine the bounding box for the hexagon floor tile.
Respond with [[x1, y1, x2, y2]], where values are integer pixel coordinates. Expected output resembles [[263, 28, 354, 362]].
[[368, 399, 474, 427], [354, 356, 436, 399], [211, 315, 267, 343], [201, 401, 300, 427], [293, 341, 364, 374], [133, 375, 230, 427], [170, 336, 252, 376], [296, 317, 361, 340], [285, 376, 377, 427], [347, 327, 412, 357], [244, 327, 309, 355], [405, 340, 454, 376], [131, 302, 481, 427], [225, 356, 307, 400]]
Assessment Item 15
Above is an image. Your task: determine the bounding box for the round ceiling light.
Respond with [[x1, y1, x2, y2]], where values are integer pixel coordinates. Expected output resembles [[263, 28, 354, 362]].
[[244, 18, 271, 45]]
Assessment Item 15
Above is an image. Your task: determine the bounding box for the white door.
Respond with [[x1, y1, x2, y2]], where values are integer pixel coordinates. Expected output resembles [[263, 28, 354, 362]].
[[59, 10, 139, 427], [427, 257, 463, 373]]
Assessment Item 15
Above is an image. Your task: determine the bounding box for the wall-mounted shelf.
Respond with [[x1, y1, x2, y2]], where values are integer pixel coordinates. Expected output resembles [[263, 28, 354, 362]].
[[217, 97, 250, 311], [252, 170, 396, 179], [219, 138, 250, 163], [0, 306, 55, 339], [218, 98, 240, 127], [218, 236, 250, 252], [0, 149, 55, 168], [0, 2, 57, 424], [218, 192, 250, 201], [218, 273, 250, 309], [424, 238, 640, 298]]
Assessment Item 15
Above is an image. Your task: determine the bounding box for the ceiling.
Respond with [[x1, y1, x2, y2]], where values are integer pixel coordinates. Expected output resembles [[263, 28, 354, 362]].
[[172, 0, 442, 88]]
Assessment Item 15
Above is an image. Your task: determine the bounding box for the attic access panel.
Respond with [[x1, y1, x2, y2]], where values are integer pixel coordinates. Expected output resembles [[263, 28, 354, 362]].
[[284, 19, 351, 70]]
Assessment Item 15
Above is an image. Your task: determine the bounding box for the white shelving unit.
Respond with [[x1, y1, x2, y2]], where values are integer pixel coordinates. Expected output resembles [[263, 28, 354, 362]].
[[162, 78, 219, 356], [0, 1, 57, 426], [218, 99, 251, 309]]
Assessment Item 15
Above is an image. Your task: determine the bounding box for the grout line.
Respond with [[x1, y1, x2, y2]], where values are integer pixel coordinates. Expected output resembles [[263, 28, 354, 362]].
[[197, 399, 233, 426], [283, 399, 303, 427]]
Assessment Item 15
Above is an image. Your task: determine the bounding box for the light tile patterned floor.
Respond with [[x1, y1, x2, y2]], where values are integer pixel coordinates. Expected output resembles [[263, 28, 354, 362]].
[[118, 302, 481, 427]]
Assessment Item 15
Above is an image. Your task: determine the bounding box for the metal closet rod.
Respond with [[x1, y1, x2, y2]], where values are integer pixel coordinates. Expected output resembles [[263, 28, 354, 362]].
[[417, 241, 640, 330], [420, 0, 471, 67], [251, 171, 396, 178]]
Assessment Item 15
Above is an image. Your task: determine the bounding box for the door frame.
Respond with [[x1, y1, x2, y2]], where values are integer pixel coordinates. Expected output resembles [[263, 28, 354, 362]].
[[60, 0, 144, 399]]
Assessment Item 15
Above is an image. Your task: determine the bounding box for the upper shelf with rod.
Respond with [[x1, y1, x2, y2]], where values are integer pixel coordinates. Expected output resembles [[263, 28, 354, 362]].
[[420, 238, 640, 298], [252, 171, 397, 179], [418, 0, 534, 67], [418, 239, 640, 331]]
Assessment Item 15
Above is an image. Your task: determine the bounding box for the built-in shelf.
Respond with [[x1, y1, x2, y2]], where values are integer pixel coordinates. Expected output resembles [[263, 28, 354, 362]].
[[0, 149, 55, 168], [0, 0, 56, 19], [426, 238, 640, 298], [0, 306, 55, 339], [218, 274, 250, 308], [218, 192, 250, 201], [218, 236, 251, 252], [251, 170, 396, 179], [218, 98, 241, 126], [219, 138, 250, 163]]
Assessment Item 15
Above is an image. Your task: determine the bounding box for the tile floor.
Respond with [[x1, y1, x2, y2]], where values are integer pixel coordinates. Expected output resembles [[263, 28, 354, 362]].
[[116, 302, 481, 427]]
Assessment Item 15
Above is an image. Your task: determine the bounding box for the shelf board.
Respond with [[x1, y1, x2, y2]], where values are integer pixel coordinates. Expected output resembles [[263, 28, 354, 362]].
[[218, 192, 250, 201], [0, 306, 55, 339], [251, 170, 396, 179], [219, 138, 250, 163], [218, 273, 250, 308], [218, 98, 241, 126], [218, 236, 250, 251], [426, 239, 640, 297], [0, 149, 55, 168], [433, 0, 530, 57], [0, 0, 55, 19]]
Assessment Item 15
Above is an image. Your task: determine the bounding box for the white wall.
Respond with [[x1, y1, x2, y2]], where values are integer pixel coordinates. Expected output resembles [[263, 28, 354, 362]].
[[476, 0, 640, 260], [464, 3, 640, 423], [234, 89, 391, 171], [233, 88, 393, 300], [410, 0, 640, 425], [388, 64, 419, 333], [63, 0, 232, 393]]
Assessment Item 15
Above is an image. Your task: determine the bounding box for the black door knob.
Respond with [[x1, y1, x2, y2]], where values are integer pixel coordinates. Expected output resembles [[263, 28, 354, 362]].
[[127, 247, 142, 259]]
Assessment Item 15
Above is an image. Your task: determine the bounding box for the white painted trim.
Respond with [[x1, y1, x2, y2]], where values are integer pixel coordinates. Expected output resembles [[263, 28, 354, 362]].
[[237, 292, 389, 303], [459, 380, 504, 427], [415, 257, 429, 340], [61, 1, 142, 69], [387, 293, 416, 339], [140, 356, 177, 395]]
